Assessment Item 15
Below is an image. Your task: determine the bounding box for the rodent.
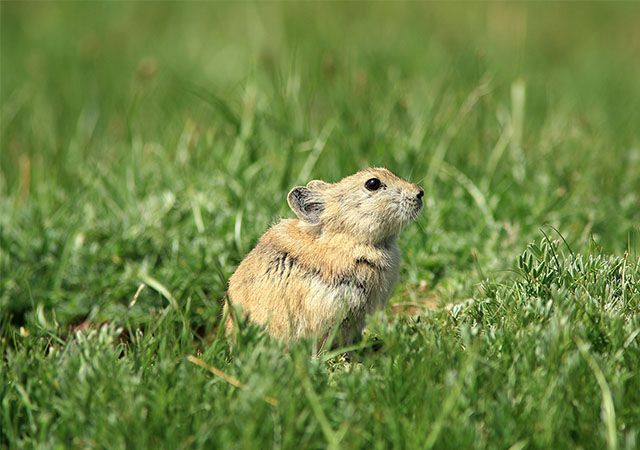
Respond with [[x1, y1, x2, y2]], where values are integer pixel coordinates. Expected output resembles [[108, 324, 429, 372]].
[[226, 167, 423, 345]]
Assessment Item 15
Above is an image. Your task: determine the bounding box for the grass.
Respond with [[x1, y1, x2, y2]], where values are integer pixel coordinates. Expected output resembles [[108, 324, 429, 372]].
[[1, 2, 640, 449]]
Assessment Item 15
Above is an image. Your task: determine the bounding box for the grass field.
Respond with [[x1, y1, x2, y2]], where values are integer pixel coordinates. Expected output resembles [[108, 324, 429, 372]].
[[2, 3, 640, 449]]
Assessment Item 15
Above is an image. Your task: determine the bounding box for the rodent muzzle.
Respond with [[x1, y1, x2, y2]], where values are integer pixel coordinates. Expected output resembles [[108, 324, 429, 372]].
[[401, 188, 423, 223]]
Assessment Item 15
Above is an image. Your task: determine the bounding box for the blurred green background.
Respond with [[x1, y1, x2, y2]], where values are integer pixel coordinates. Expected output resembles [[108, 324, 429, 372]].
[[1, 3, 640, 449]]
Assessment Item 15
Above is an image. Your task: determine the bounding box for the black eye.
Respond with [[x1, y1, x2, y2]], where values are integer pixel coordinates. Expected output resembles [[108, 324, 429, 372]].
[[365, 178, 381, 191]]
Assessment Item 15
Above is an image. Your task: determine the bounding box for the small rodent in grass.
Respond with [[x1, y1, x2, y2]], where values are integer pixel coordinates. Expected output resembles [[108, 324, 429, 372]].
[[227, 167, 423, 345]]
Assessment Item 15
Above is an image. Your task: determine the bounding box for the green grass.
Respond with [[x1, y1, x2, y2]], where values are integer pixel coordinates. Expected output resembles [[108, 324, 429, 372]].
[[1, 3, 640, 449]]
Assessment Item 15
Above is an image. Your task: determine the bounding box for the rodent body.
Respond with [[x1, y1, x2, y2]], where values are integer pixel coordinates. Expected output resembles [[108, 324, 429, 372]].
[[227, 167, 423, 343]]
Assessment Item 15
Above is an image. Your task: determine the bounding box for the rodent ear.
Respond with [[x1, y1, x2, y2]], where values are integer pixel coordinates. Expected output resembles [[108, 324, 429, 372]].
[[287, 187, 324, 224]]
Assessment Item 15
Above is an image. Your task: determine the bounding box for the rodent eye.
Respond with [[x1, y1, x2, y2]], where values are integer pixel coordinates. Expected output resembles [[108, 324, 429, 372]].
[[365, 178, 382, 191]]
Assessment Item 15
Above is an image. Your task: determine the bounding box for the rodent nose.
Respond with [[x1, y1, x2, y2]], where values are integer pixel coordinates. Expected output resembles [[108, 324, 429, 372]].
[[417, 189, 424, 200]]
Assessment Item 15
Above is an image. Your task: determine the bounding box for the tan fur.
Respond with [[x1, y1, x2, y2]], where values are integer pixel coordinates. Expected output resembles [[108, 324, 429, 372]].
[[227, 168, 423, 344]]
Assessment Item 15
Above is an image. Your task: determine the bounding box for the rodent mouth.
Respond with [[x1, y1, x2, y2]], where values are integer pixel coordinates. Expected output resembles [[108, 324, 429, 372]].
[[398, 199, 422, 224]]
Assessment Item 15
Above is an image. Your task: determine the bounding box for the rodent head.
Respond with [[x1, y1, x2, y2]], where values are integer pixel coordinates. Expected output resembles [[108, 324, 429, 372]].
[[287, 167, 423, 244]]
